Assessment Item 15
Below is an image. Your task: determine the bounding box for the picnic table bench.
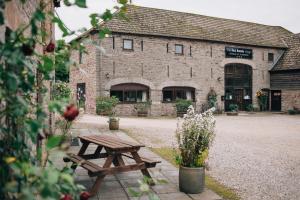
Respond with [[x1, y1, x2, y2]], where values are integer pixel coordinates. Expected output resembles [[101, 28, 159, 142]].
[[63, 135, 160, 196]]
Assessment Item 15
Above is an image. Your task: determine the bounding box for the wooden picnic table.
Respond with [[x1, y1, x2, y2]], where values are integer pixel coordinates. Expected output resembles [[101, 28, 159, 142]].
[[63, 135, 160, 196]]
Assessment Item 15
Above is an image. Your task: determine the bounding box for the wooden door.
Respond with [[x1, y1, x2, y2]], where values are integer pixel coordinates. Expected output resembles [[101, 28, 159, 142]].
[[234, 89, 244, 110], [271, 90, 281, 111]]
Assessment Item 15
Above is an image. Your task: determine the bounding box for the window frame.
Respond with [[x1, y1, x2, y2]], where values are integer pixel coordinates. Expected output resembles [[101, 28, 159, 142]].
[[110, 84, 149, 104], [162, 87, 195, 103], [268, 53, 274, 62], [175, 44, 184, 55], [123, 39, 134, 51], [79, 51, 83, 64]]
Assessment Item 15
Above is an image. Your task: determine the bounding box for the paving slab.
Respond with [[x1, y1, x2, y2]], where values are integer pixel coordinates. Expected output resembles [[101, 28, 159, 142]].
[[56, 115, 223, 200]]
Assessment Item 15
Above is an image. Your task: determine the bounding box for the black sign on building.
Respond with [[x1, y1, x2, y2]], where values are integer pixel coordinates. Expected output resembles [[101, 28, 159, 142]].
[[225, 47, 253, 59]]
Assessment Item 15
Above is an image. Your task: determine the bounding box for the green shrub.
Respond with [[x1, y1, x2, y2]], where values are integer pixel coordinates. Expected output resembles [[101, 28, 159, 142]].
[[288, 109, 297, 115], [229, 104, 239, 112], [175, 99, 193, 113], [246, 104, 254, 112], [96, 96, 119, 115], [52, 81, 71, 100]]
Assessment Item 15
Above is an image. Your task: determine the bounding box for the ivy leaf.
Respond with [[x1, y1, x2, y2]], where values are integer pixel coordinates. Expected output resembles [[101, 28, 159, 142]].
[[7, 73, 19, 92], [118, 0, 128, 5], [75, 0, 87, 8], [53, 16, 69, 37], [46, 135, 63, 150], [0, 12, 4, 25], [41, 56, 54, 72], [98, 28, 111, 39], [89, 14, 99, 27], [101, 9, 113, 21], [63, 0, 72, 6], [33, 9, 45, 21]]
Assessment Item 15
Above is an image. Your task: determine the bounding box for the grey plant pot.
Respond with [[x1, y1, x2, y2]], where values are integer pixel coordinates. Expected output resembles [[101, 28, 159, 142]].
[[179, 166, 205, 194]]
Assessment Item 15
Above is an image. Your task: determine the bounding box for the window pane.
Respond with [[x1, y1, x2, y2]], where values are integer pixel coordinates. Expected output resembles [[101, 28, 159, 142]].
[[176, 90, 186, 100], [124, 39, 133, 50], [111, 91, 123, 102], [268, 53, 274, 62], [124, 91, 136, 102], [175, 45, 183, 54], [163, 90, 173, 102]]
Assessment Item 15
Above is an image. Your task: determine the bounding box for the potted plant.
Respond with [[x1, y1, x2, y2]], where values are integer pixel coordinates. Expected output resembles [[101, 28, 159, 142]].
[[227, 104, 239, 116], [134, 101, 151, 117], [108, 112, 120, 130], [175, 106, 216, 194], [246, 104, 254, 113], [96, 96, 119, 116], [175, 99, 193, 117]]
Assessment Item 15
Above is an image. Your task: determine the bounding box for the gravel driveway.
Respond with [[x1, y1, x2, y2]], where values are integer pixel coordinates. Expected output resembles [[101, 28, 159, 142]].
[[78, 113, 300, 200]]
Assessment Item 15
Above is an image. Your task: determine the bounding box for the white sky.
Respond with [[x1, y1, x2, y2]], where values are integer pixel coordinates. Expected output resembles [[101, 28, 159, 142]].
[[55, 0, 300, 39]]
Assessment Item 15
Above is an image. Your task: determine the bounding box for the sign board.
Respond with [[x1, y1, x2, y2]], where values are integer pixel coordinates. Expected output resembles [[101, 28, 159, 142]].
[[225, 47, 253, 59]]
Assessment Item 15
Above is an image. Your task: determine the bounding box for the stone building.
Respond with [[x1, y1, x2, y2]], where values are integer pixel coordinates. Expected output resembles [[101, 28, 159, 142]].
[[70, 5, 299, 116]]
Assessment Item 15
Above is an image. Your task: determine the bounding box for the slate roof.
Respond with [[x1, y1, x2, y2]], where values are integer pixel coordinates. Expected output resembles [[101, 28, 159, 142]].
[[104, 5, 292, 48], [272, 35, 300, 71]]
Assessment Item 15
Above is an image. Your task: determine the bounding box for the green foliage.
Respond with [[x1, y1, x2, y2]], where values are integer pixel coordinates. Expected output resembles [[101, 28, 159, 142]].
[[229, 104, 239, 112], [246, 104, 254, 112], [0, 0, 129, 199], [207, 89, 217, 108], [288, 109, 299, 115], [96, 96, 119, 115], [52, 81, 71, 101], [55, 40, 71, 82], [175, 99, 193, 113]]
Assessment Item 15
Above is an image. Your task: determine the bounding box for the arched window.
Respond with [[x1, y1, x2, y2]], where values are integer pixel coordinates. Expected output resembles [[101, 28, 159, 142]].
[[162, 87, 195, 102], [110, 83, 149, 103]]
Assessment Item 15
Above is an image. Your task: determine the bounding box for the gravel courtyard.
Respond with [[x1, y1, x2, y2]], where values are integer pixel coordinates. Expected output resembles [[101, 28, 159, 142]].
[[79, 113, 300, 200]]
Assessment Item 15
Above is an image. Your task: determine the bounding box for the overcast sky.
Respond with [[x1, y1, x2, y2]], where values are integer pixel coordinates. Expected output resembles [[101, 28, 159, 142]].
[[55, 0, 300, 39]]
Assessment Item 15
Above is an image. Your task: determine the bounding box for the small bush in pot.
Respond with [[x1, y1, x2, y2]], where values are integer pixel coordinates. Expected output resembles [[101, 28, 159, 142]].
[[134, 101, 151, 117], [108, 113, 120, 130], [227, 104, 239, 116], [96, 96, 119, 116], [175, 99, 193, 117], [175, 106, 216, 194]]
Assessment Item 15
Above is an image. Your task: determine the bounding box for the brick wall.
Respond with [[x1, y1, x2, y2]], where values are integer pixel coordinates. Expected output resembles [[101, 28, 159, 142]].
[[282, 90, 300, 111], [70, 33, 283, 116]]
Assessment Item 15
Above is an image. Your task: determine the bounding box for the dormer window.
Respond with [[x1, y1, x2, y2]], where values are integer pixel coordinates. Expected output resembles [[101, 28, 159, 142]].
[[175, 44, 184, 55], [123, 39, 133, 50]]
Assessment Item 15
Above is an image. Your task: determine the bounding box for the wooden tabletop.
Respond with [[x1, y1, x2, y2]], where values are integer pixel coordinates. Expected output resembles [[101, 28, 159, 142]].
[[78, 135, 145, 151]]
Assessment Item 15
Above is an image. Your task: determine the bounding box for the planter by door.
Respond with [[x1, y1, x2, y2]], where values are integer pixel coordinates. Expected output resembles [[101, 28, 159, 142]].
[[179, 166, 205, 194], [109, 119, 119, 130], [177, 111, 187, 118]]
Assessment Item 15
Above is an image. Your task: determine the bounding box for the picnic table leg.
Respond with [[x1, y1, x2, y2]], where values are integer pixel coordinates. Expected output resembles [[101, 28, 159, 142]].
[[112, 154, 126, 167], [71, 141, 90, 171], [131, 151, 155, 186], [89, 154, 114, 196]]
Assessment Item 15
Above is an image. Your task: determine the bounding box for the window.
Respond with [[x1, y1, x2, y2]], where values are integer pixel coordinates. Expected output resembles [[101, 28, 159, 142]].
[[175, 44, 184, 55], [189, 46, 192, 56], [268, 53, 274, 62], [141, 40, 144, 51], [110, 83, 149, 103], [166, 43, 169, 53], [79, 51, 82, 64], [123, 39, 133, 50], [112, 37, 115, 49], [162, 87, 195, 102]]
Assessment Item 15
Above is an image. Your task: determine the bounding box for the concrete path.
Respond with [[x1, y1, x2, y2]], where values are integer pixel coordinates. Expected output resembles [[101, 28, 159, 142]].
[[59, 117, 222, 200], [75, 113, 300, 200]]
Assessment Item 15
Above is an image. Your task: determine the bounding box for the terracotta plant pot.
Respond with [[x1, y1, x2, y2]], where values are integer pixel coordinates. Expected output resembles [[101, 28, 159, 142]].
[[179, 166, 205, 194], [109, 119, 119, 130], [226, 112, 238, 116]]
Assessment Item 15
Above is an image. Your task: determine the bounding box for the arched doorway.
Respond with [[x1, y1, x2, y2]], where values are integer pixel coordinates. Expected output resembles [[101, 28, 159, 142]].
[[224, 63, 252, 111]]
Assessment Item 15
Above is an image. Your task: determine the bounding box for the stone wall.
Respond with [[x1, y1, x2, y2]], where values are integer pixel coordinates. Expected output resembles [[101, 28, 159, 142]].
[[281, 90, 300, 111], [70, 32, 283, 116]]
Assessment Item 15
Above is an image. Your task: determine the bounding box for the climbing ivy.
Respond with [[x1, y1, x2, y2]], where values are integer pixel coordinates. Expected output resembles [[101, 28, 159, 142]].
[[0, 0, 128, 199]]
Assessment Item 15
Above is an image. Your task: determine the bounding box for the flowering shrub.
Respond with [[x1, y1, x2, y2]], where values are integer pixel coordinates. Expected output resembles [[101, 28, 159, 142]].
[[256, 89, 268, 111], [176, 106, 216, 167], [96, 96, 119, 115]]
